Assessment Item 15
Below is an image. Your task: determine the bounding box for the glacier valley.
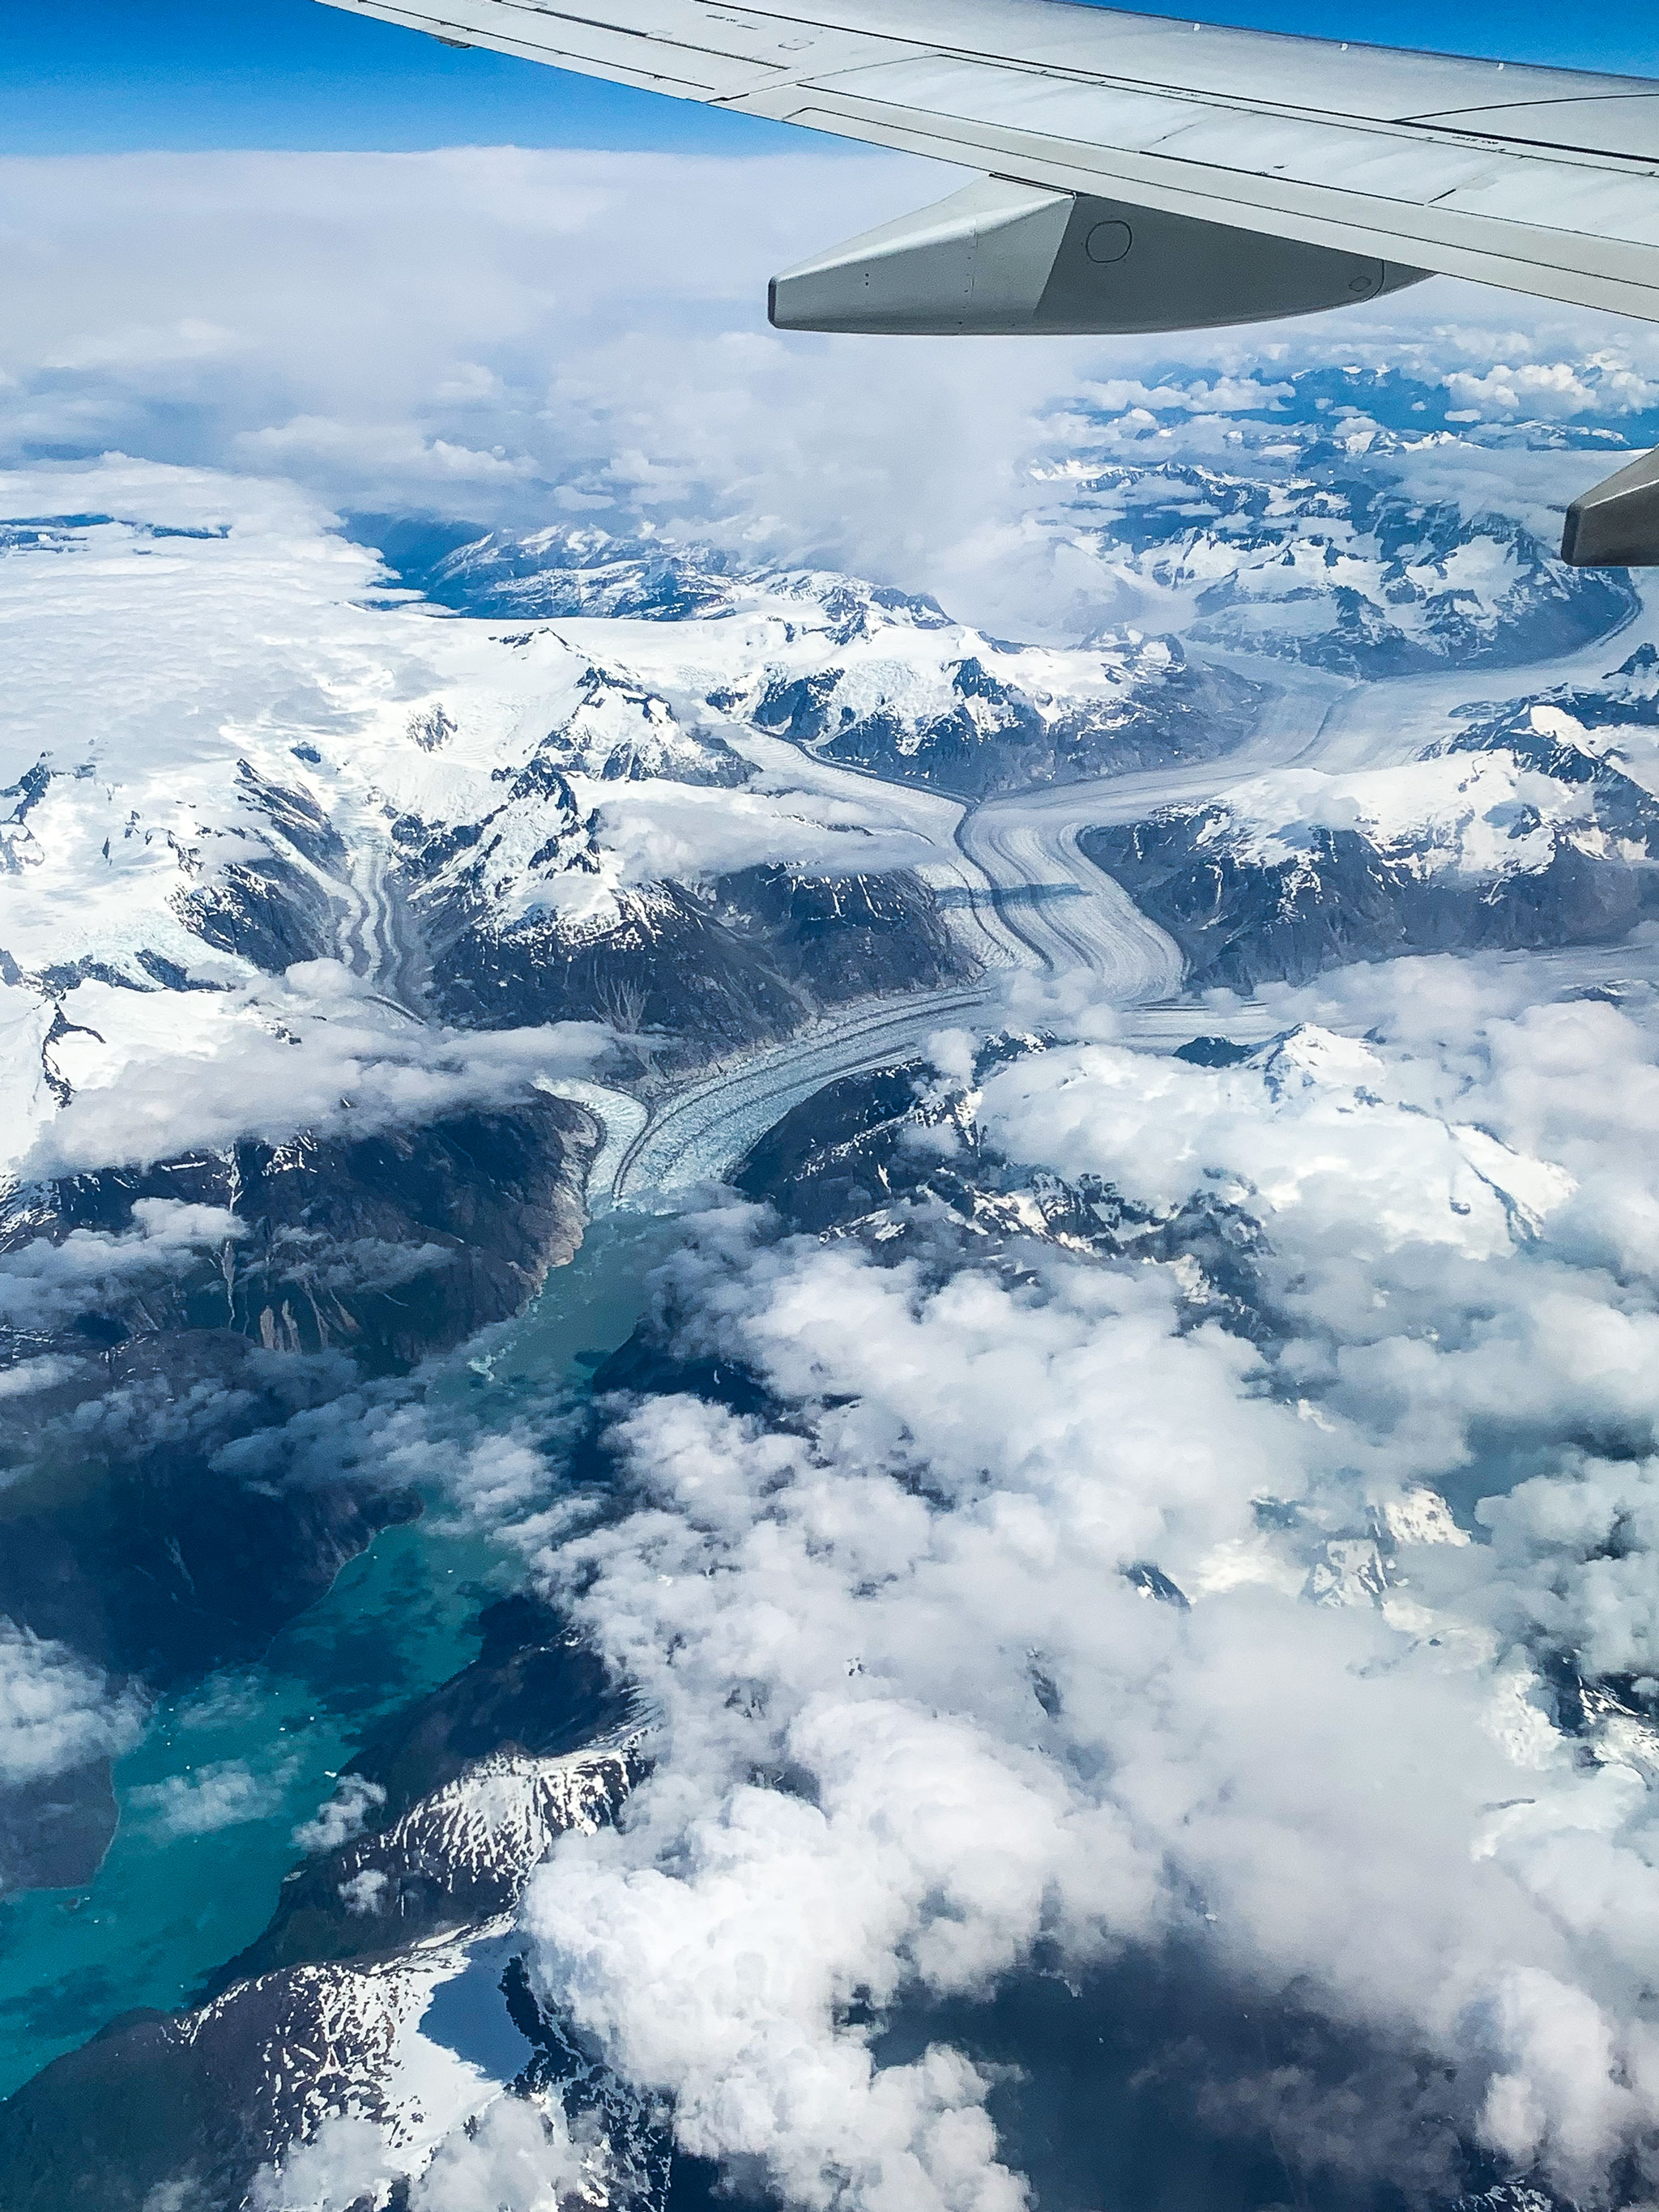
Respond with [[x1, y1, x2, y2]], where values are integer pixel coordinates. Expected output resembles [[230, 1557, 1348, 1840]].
[[6, 353, 1659, 2212]]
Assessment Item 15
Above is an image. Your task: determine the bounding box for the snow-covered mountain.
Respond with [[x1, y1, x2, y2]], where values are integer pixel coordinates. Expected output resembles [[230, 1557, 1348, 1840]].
[[0, 494, 983, 1112], [1084, 649, 1659, 993], [0, 444, 1639, 1188], [1079, 455, 1630, 676], [384, 516, 1270, 800], [1034, 394, 1636, 673], [1441, 641, 1659, 787], [5, 385, 1659, 2212], [411, 519, 950, 633], [0, 1746, 647, 2211]]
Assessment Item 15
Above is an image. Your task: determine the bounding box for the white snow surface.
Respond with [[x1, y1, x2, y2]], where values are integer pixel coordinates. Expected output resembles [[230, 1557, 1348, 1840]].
[[237, 1744, 641, 2208], [0, 458, 1031, 1180], [1188, 750, 1629, 880]]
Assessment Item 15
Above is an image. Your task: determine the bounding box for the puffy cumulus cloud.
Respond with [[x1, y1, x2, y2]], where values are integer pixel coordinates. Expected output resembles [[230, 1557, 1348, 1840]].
[[252, 2094, 592, 2211], [410, 2095, 593, 2212], [250, 2116, 390, 2212], [471, 955, 1659, 2206], [1075, 372, 1296, 417], [0, 1618, 143, 1788], [129, 1755, 298, 1839], [1443, 355, 1659, 422], [982, 957, 1659, 1486], [337, 1866, 388, 1916], [0, 1198, 246, 1335], [0, 1351, 87, 1397], [292, 1772, 386, 1855], [979, 1016, 1567, 1264]]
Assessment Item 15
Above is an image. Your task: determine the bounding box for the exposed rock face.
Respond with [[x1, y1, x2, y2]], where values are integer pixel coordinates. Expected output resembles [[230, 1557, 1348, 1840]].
[[0, 1598, 647, 2212], [3, 410, 1652, 2212], [0, 1952, 454, 2212], [410, 854, 973, 1056], [1439, 643, 1659, 777], [168, 762, 352, 977], [0, 1028, 1614, 2210], [376, 519, 1272, 802], [1081, 703, 1659, 993], [753, 638, 1264, 799], [5, 1091, 597, 1375], [386, 474, 1636, 686], [0, 1930, 574, 2211]]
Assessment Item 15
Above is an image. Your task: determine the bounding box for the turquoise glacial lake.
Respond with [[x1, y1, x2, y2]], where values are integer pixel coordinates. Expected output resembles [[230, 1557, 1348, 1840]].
[[0, 1207, 680, 2103]]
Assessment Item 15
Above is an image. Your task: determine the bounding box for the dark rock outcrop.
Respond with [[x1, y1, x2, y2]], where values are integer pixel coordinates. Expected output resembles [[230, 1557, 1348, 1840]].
[[408, 861, 974, 1058], [1084, 795, 1659, 996], [6, 1092, 597, 1376], [0, 1098, 597, 1888], [754, 643, 1264, 800], [207, 1595, 636, 1990]]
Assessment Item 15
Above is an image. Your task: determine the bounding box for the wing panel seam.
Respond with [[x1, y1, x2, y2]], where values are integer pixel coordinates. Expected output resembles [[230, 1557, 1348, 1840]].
[[761, 96, 1659, 317]]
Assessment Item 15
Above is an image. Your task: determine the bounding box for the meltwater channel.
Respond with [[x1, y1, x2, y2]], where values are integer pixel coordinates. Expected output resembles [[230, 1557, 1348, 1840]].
[[0, 1204, 684, 2102]]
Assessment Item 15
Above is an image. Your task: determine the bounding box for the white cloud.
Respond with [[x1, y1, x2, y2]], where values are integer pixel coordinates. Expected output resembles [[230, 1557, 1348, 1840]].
[[250, 2116, 391, 2212], [409, 2095, 594, 2212], [337, 1867, 388, 1916], [23, 961, 610, 1178], [586, 777, 937, 896], [1444, 355, 1659, 421], [293, 1773, 386, 1855], [441, 949, 1659, 2207], [0, 1199, 245, 1332], [3, 151, 1654, 638], [129, 1756, 296, 1839], [0, 1618, 143, 1788], [0, 1353, 86, 1397], [253, 2095, 592, 2212]]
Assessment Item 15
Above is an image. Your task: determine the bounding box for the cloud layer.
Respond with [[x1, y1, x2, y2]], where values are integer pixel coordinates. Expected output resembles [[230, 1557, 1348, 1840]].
[[463, 952, 1659, 2207], [5, 148, 1659, 633]]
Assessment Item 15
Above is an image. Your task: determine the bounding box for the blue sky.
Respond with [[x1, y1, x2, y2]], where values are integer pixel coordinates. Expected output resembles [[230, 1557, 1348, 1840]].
[[1, 0, 1653, 156]]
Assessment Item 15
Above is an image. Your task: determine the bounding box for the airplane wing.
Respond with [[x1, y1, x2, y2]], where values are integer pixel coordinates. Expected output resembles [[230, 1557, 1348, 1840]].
[[320, 0, 1658, 317], [314, 0, 1659, 559]]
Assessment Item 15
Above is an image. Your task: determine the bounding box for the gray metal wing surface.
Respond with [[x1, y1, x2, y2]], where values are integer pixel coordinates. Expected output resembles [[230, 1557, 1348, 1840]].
[[313, 0, 1659, 559], [319, 0, 1659, 318]]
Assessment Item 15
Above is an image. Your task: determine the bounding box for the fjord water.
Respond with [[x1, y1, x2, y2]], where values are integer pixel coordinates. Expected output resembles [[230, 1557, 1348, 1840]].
[[0, 1206, 680, 2103]]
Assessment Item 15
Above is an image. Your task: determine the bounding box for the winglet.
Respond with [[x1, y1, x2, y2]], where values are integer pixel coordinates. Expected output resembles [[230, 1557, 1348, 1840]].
[[1562, 447, 1659, 567]]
